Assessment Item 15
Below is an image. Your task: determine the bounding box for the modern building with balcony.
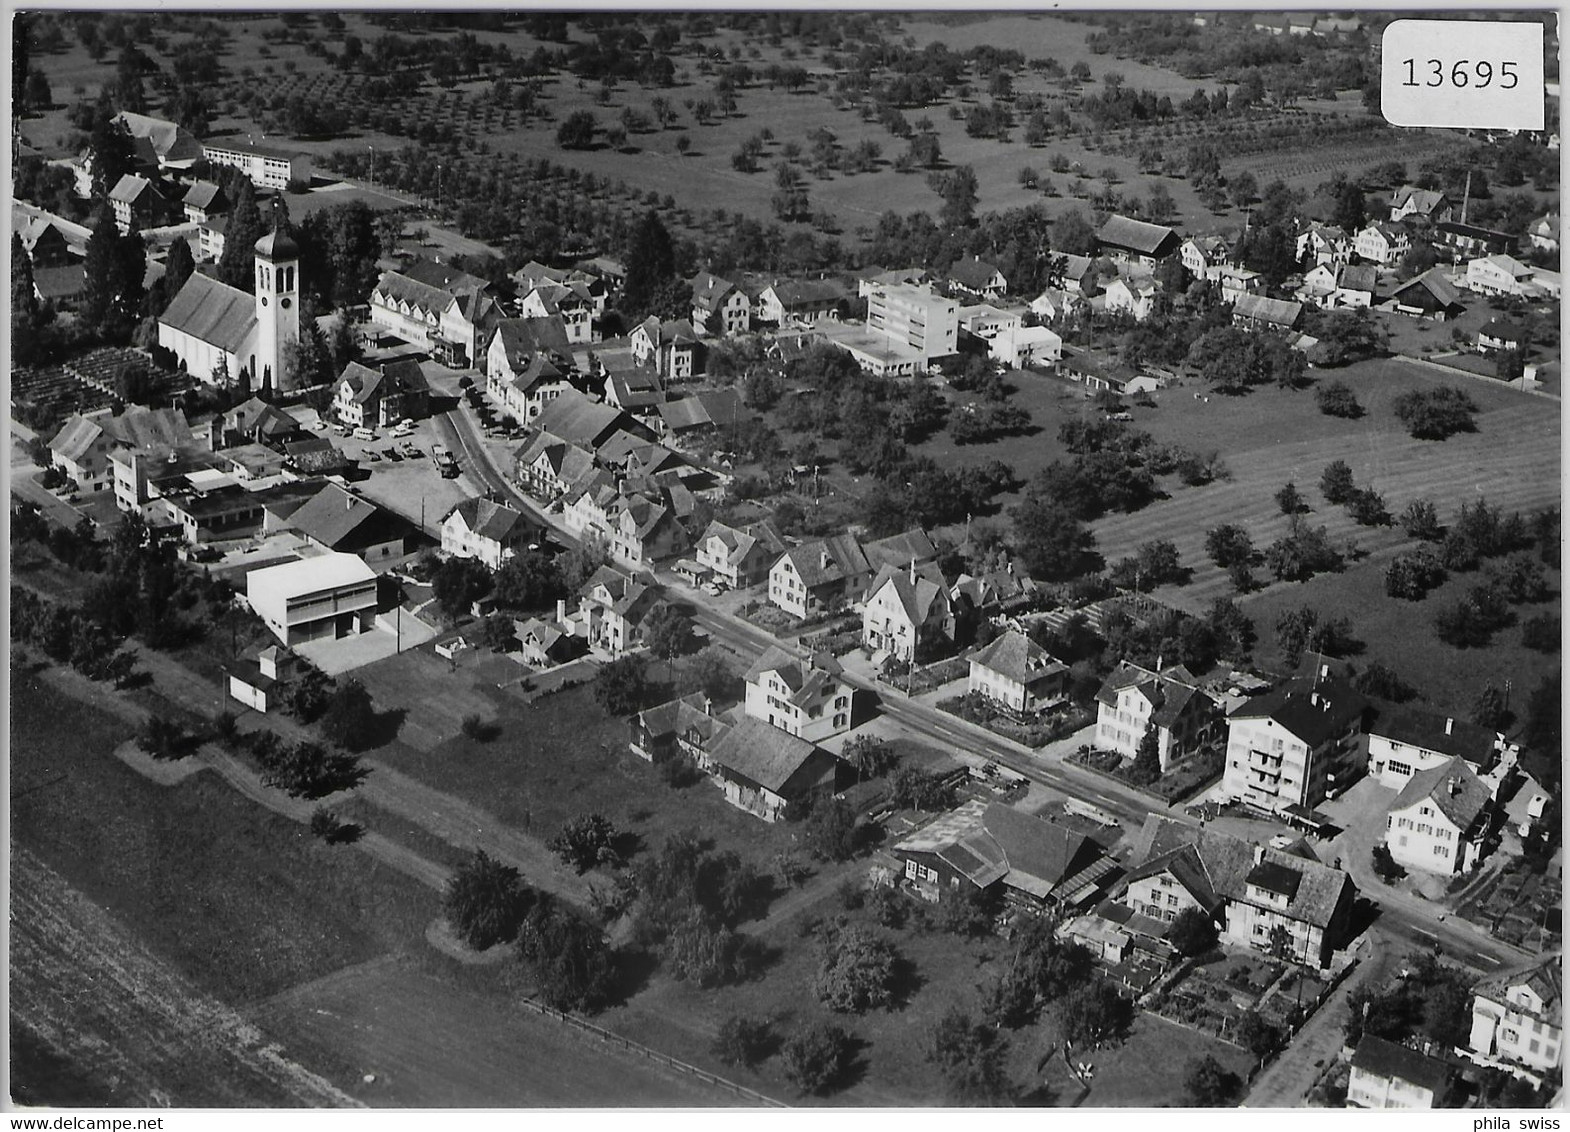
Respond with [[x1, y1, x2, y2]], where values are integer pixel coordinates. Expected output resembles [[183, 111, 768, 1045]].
[[1220, 668, 1368, 814], [245, 553, 379, 646]]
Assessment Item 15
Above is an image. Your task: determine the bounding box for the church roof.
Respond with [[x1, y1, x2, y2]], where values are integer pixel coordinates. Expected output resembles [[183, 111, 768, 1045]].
[[255, 229, 299, 260], [160, 272, 257, 354]]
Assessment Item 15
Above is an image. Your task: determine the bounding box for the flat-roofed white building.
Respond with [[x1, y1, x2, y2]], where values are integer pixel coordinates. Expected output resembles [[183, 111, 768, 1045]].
[[864, 282, 958, 372], [246, 553, 379, 646], [203, 139, 313, 189]]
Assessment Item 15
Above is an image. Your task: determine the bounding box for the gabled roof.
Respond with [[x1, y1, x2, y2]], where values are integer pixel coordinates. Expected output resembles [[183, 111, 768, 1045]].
[[864, 527, 937, 570], [894, 800, 1108, 901], [1391, 268, 1463, 309], [1372, 707, 1498, 764], [445, 497, 531, 544], [1095, 661, 1212, 731], [1233, 292, 1304, 328], [1480, 317, 1528, 341], [1351, 1035, 1452, 1095], [287, 483, 405, 552], [968, 630, 1066, 687], [690, 271, 738, 312], [222, 396, 301, 438], [866, 563, 948, 627], [1363, 221, 1408, 243], [1097, 215, 1178, 256], [115, 111, 203, 162], [32, 264, 86, 300], [1339, 264, 1378, 294], [778, 533, 870, 589], [490, 316, 572, 367], [49, 414, 108, 464], [579, 564, 654, 618], [160, 272, 258, 353], [706, 716, 829, 796], [745, 645, 845, 706], [182, 181, 226, 210], [767, 278, 846, 307], [1131, 815, 1351, 929], [108, 173, 159, 206], [337, 358, 429, 406], [948, 257, 1006, 291], [372, 269, 458, 318], [1471, 953, 1563, 1026], [1389, 757, 1491, 831], [701, 519, 787, 568], [534, 389, 631, 448], [1391, 186, 1448, 215], [1228, 674, 1366, 747], [636, 692, 730, 747], [1472, 253, 1533, 279]]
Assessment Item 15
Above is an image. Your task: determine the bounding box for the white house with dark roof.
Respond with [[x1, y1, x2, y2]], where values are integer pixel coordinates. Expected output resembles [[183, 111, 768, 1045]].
[[892, 799, 1118, 914], [630, 317, 700, 380], [1354, 222, 1411, 266], [768, 533, 873, 619], [1389, 185, 1453, 225], [1295, 224, 1352, 268], [47, 410, 122, 494], [485, 317, 574, 423], [1231, 292, 1304, 332], [1368, 706, 1511, 788], [1221, 670, 1369, 812], [158, 230, 299, 390], [108, 174, 169, 235], [1528, 212, 1560, 254], [861, 562, 954, 663], [690, 271, 750, 336], [695, 518, 787, 589], [180, 181, 227, 225], [1094, 662, 1223, 772], [756, 278, 845, 326], [1120, 815, 1357, 967], [568, 564, 659, 657], [1348, 1035, 1454, 1108], [1478, 318, 1529, 354], [332, 358, 430, 430], [441, 497, 536, 570], [946, 256, 1008, 300], [1384, 757, 1493, 876], [744, 646, 855, 742], [967, 630, 1067, 714], [1469, 954, 1563, 1077], [1180, 234, 1230, 279], [369, 259, 500, 368], [518, 281, 596, 344]]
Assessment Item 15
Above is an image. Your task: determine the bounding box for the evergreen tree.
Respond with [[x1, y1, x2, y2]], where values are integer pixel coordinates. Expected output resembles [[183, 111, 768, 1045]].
[[163, 236, 195, 301], [218, 179, 264, 292], [82, 202, 143, 342], [88, 98, 135, 201], [622, 210, 675, 317], [12, 232, 39, 324], [1129, 721, 1161, 785]]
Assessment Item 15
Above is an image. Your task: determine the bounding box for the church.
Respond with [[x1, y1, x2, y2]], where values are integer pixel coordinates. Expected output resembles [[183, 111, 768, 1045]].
[[158, 228, 299, 392]]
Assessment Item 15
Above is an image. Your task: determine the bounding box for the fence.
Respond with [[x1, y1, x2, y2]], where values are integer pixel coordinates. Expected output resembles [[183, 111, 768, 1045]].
[[516, 997, 788, 1107]]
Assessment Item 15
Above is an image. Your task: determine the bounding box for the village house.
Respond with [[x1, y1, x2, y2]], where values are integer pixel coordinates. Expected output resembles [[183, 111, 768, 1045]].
[[212, 396, 305, 451], [1028, 286, 1081, 323], [1469, 954, 1563, 1078], [512, 615, 589, 667], [282, 481, 415, 564], [440, 497, 537, 570], [485, 317, 575, 424], [1388, 186, 1454, 226], [224, 644, 299, 714], [512, 432, 601, 500], [1367, 705, 1512, 788], [368, 258, 501, 368], [892, 799, 1118, 916], [1527, 212, 1560, 254], [703, 717, 842, 823], [47, 405, 193, 495], [568, 564, 659, 657], [1102, 271, 1157, 322], [564, 482, 688, 570], [946, 256, 1008, 300], [1180, 234, 1230, 279], [1354, 222, 1412, 266], [180, 180, 227, 225], [989, 322, 1063, 368], [629, 692, 730, 766], [755, 278, 846, 326], [1121, 816, 1357, 967], [630, 317, 701, 381], [768, 533, 873, 619], [690, 271, 751, 336], [16, 213, 75, 268], [513, 260, 608, 316], [744, 646, 855, 742], [966, 630, 1068, 714], [1096, 214, 1180, 267], [1384, 757, 1493, 877], [603, 370, 666, 419], [861, 562, 955, 663], [1295, 224, 1352, 268], [1390, 269, 1466, 320], [1478, 318, 1529, 354], [694, 518, 787, 589], [1231, 292, 1304, 333], [518, 281, 597, 344], [331, 358, 431, 430], [159, 230, 299, 390], [1296, 263, 1339, 308], [1347, 1036, 1454, 1109], [1333, 263, 1379, 308], [1464, 253, 1561, 300], [1221, 669, 1369, 814], [1094, 661, 1223, 772], [1215, 263, 1263, 304], [652, 388, 749, 443]]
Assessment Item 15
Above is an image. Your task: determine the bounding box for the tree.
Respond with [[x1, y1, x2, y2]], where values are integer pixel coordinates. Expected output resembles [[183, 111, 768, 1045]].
[[138, 714, 188, 760], [516, 894, 618, 1012], [642, 603, 696, 678], [87, 101, 135, 201], [1136, 538, 1184, 587], [1392, 386, 1479, 440], [217, 178, 265, 293], [842, 734, 897, 780], [815, 924, 901, 1013], [1385, 549, 1446, 601], [805, 797, 858, 862], [1009, 497, 1092, 581], [984, 916, 1094, 1028], [1471, 682, 1510, 730], [1057, 979, 1132, 1046], [1354, 663, 1417, 703], [550, 813, 624, 873], [432, 555, 493, 620], [1275, 606, 1355, 663], [444, 849, 529, 950], [556, 110, 598, 149], [622, 210, 676, 318], [1167, 907, 1219, 958], [934, 165, 979, 228], [492, 549, 564, 612], [780, 1021, 855, 1095], [1234, 1011, 1283, 1057], [1307, 308, 1387, 367], [1128, 722, 1161, 785], [162, 236, 196, 309], [1314, 380, 1363, 419], [1521, 614, 1561, 653], [928, 1009, 1011, 1105], [889, 767, 954, 812], [1370, 843, 1404, 883], [690, 647, 737, 704], [1346, 488, 1391, 527], [594, 654, 650, 716], [1205, 524, 1254, 569], [1320, 460, 1356, 505], [1275, 482, 1307, 515], [318, 678, 376, 751], [81, 202, 143, 342], [1331, 179, 1366, 233], [286, 661, 335, 723], [711, 1015, 773, 1069], [1052, 209, 1097, 255], [1400, 500, 1443, 541], [1185, 1054, 1242, 1106]]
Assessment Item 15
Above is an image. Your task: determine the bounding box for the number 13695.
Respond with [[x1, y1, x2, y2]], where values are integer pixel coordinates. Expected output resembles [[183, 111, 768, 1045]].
[[1400, 58, 1520, 89]]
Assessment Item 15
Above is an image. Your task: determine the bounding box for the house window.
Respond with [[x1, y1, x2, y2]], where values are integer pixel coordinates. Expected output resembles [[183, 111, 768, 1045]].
[[905, 859, 918, 879], [1387, 759, 1412, 776]]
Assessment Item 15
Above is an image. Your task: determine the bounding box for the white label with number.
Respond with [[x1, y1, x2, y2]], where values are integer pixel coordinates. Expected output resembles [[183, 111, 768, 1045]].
[[1382, 18, 1545, 130]]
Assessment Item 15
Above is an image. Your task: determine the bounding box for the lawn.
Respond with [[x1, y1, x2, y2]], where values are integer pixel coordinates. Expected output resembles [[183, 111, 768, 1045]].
[[366, 666, 804, 873], [1067, 1009, 1255, 1107], [10, 673, 439, 1004]]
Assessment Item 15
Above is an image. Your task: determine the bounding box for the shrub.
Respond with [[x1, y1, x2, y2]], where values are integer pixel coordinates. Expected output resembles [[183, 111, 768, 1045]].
[[781, 1021, 855, 1095], [1385, 549, 1446, 600], [711, 1015, 774, 1069], [1314, 380, 1363, 418], [1320, 460, 1355, 504], [460, 713, 499, 741], [445, 849, 530, 950], [815, 924, 901, 1013], [550, 813, 624, 873], [1346, 487, 1391, 527]]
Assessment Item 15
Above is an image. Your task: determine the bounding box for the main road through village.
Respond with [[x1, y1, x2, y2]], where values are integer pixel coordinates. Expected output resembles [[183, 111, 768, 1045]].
[[440, 398, 1531, 976]]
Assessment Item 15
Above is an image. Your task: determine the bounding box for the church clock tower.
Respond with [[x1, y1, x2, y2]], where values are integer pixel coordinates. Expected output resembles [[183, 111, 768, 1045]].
[[253, 227, 301, 394]]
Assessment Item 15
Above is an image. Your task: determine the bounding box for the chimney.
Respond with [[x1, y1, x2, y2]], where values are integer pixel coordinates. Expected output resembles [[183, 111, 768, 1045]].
[[555, 598, 567, 626], [909, 557, 917, 585], [1445, 717, 1454, 736], [701, 695, 712, 717], [1253, 844, 1265, 866], [1447, 777, 1460, 797]]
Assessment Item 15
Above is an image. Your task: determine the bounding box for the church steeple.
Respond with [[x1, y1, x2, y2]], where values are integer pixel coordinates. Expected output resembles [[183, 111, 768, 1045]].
[[254, 201, 300, 393]]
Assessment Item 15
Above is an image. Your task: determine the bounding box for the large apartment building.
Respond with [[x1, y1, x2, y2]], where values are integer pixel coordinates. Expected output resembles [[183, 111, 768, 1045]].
[[865, 283, 958, 371], [1221, 670, 1368, 813]]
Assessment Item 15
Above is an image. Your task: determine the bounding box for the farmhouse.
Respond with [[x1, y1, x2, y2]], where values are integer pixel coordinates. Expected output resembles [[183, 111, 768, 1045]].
[[946, 255, 1008, 300], [245, 553, 379, 646], [1094, 661, 1223, 772], [1390, 269, 1466, 320], [755, 278, 846, 326], [1096, 214, 1180, 266], [512, 616, 589, 667], [892, 800, 1118, 915], [629, 693, 730, 765], [1347, 1036, 1454, 1109], [1180, 234, 1230, 278], [440, 497, 536, 570], [1468, 954, 1563, 1077], [1221, 670, 1368, 813], [1231, 292, 1304, 332], [108, 174, 172, 235], [744, 646, 855, 742], [966, 630, 1067, 714], [1124, 816, 1357, 967], [705, 717, 841, 823], [180, 181, 228, 225], [283, 482, 414, 564], [159, 230, 298, 390], [1384, 757, 1493, 877]]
